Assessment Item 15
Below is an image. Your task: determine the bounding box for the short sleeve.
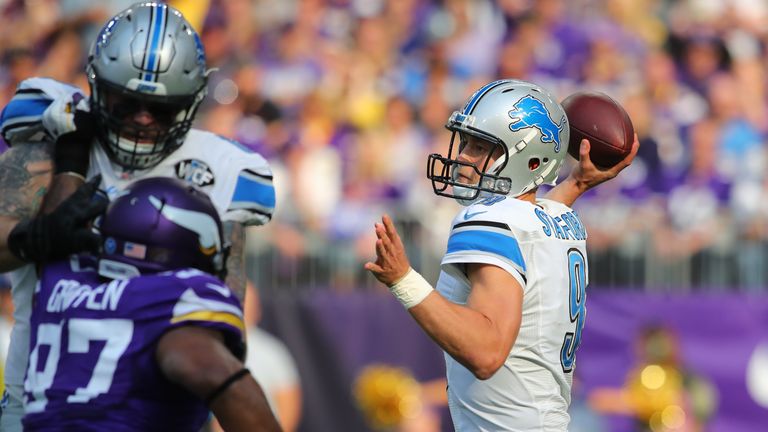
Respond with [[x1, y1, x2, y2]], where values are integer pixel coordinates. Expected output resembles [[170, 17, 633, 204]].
[[441, 219, 527, 288], [1, 78, 85, 144], [167, 272, 246, 358], [226, 167, 276, 226]]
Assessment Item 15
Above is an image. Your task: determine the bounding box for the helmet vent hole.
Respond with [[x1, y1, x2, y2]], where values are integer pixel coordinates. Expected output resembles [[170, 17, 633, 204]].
[[529, 158, 540, 170], [543, 157, 549, 163]]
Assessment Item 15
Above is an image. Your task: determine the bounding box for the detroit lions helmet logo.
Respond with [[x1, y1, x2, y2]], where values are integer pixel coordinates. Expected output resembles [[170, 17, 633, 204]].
[[508, 95, 566, 152]]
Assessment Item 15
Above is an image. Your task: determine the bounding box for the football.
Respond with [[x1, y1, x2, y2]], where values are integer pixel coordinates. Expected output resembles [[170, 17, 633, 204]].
[[561, 91, 634, 168]]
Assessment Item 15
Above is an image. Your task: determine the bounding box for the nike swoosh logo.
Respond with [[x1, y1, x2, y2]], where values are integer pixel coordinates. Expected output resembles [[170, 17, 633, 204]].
[[464, 210, 487, 220]]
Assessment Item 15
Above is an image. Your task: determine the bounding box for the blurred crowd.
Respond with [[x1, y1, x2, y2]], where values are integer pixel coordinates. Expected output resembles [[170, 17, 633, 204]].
[[2, 0, 768, 291]]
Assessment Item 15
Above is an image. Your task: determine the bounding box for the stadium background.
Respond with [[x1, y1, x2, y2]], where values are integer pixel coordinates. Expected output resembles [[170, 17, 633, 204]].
[[1, 0, 767, 430]]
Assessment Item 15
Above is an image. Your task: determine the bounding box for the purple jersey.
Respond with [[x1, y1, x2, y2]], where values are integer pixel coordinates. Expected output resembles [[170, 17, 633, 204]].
[[23, 256, 245, 432]]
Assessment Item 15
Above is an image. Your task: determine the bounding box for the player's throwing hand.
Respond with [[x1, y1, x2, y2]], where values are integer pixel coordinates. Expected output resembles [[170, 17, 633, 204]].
[[571, 133, 639, 191]]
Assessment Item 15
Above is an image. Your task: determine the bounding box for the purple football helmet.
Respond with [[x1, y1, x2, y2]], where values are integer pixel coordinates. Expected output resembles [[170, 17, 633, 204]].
[[98, 177, 225, 279]]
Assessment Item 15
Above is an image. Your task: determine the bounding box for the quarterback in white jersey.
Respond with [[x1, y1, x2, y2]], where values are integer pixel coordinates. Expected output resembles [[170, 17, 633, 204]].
[[366, 79, 636, 431], [0, 4, 274, 430], [440, 196, 587, 430]]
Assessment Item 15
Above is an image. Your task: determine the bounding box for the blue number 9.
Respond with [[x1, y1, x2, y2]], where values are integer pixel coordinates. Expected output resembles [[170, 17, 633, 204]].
[[561, 248, 586, 373]]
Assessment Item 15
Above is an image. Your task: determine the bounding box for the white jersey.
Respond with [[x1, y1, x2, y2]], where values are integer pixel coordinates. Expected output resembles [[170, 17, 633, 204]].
[[0, 77, 276, 415], [437, 195, 588, 432], [88, 129, 274, 225]]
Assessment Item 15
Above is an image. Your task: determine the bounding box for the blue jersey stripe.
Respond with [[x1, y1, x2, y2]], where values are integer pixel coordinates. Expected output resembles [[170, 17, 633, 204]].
[[232, 174, 276, 209], [446, 230, 526, 271], [143, 5, 166, 81], [0, 97, 51, 124]]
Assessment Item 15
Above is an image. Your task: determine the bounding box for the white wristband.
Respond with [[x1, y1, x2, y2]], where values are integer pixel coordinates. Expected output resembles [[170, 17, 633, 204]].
[[388, 268, 434, 309]]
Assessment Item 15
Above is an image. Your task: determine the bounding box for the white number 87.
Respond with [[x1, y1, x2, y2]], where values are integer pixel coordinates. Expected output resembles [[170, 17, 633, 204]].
[[25, 318, 134, 413]]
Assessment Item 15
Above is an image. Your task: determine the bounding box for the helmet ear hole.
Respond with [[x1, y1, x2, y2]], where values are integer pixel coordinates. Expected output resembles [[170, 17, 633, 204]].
[[528, 158, 541, 171]]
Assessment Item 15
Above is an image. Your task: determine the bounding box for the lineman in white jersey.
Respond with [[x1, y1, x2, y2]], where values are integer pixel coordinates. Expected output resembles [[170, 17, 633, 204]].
[[366, 79, 637, 431], [0, 3, 275, 430]]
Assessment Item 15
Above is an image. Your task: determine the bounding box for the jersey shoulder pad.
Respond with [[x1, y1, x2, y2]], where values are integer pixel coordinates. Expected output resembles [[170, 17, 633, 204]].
[[180, 130, 273, 175], [124, 269, 245, 359], [228, 165, 274, 218], [184, 129, 256, 156], [176, 130, 275, 226], [446, 199, 527, 277], [536, 198, 575, 215], [166, 270, 245, 358], [453, 196, 533, 232], [226, 155, 275, 226], [164, 269, 244, 331], [1, 78, 85, 144]]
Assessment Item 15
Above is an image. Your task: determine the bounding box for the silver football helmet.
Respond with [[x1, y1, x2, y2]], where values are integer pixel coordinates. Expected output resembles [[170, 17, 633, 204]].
[[86, 2, 209, 170], [428, 79, 569, 204]]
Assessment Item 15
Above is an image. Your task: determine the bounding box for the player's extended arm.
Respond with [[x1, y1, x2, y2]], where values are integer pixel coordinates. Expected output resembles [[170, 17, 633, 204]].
[[410, 264, 523, 379], [365, 215, 523, 379], [157, 326, 282, 432], [0, 99, 100, 270], [223, 221, 247, 302], [545, 135, 639, 207], [0, 142, 54, 271]]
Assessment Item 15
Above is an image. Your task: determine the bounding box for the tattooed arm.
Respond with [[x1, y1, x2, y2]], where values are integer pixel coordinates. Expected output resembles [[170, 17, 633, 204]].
[[223, 221, 247, 302], [0, 142, 54, 271]]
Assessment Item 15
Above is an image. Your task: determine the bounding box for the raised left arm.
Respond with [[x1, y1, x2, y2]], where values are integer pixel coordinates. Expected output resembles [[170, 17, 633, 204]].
[[365, 215, 523, 380], [546, 135, 639, 207], [408, 263, 523, 379], [220, 156, 275, 300], [223, 221, 247, 302]]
